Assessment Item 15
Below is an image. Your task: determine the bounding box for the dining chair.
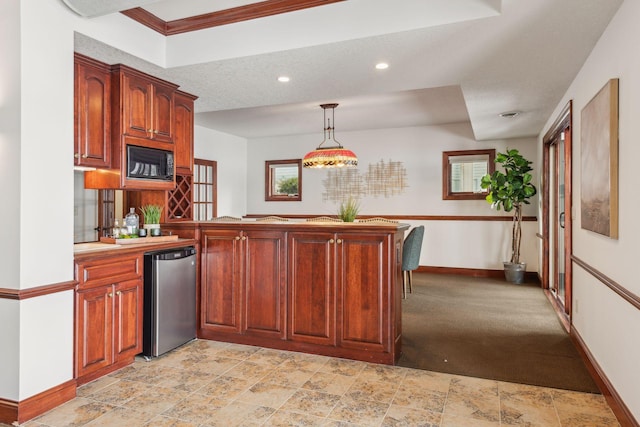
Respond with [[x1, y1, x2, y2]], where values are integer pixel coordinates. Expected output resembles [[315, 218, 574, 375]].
[[402, 225, 424, 299]]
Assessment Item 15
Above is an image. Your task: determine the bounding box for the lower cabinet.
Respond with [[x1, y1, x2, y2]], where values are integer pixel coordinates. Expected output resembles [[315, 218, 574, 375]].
[[75, 254, 143, 384], [200, 229, 286, 339], [288, 232, 390, 353], [196, 223, 402, 364]]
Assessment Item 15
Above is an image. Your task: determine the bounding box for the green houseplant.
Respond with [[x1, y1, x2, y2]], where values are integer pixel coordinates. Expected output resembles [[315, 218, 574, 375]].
[[338, 197, 360, 222], [139, 204, 163, 236], [480, 149, 537, 283]]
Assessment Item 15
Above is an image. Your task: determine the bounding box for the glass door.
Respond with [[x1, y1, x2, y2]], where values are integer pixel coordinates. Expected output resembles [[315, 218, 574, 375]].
[[552, 134, 566, 305], [543, 102, 572, 322]]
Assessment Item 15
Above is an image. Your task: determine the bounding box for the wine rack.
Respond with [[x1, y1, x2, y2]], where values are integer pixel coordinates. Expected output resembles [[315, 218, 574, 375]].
[[166, 174, 192, 221]]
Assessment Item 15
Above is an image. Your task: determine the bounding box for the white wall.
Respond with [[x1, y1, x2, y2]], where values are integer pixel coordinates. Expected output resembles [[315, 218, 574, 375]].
[[0, 0, 22, 400], [542, 0, 640, 418], [246, 123, 539, 271], [194, 126, 248, 218], [0, 0, 170, 404]]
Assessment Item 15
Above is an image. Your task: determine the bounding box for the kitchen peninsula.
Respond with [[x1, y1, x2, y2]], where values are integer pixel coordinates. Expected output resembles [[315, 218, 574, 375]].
[[163, 219, 409, 364]]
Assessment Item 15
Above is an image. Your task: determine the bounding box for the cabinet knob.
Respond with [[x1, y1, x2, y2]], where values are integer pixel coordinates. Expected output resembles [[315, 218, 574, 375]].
[[329, 239, 335, 244], [336, 239, 343, 244], [116, 291, 122, 296], [235, 236, 241, 240], [108, 292, 113, 298], [81, 154, 88, 158], [241, 236, 246, 241], [154, 130, 159, 134], [74, 153, 79, 158], [147, 129, 153, 133]]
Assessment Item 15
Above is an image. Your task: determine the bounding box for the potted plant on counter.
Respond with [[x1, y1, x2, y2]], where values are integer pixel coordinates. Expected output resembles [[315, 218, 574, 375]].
[[480, 149, 537, 284], [140, 204, 163, 237], [338, 197, 360, 222]]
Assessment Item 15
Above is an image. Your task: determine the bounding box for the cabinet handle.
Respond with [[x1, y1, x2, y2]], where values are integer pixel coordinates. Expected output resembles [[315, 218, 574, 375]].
[[336, 239, 343, 244], [116, 291, 122, 296], [154, 130, 159, 134], [108, 292, 113, 298], [81, 154, 88, 158], [235, 236, 241, 240], [329, 239, 335, 244], [74, 153, 79, 158], [147, 128, 153, 133], [241, 236, 246, 241]]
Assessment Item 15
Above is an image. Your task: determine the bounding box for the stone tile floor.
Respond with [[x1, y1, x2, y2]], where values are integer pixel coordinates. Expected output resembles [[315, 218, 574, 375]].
[[14, 340, 619, 426]]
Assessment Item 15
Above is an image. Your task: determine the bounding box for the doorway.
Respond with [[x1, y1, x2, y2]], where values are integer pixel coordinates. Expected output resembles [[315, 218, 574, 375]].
[[543, 101, 573, 327]]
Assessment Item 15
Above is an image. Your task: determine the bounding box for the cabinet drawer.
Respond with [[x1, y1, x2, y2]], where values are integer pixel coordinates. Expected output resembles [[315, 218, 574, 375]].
[[76, 254, 142, 289]]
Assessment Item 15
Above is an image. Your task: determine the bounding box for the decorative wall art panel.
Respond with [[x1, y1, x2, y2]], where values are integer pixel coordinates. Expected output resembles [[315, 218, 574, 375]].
[[580, 78, 619, 239], [322, 159, 407, 203]]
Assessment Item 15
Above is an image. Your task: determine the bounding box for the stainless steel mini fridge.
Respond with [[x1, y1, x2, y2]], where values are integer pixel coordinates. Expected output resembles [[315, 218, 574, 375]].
[[143, 246, 197, 358]]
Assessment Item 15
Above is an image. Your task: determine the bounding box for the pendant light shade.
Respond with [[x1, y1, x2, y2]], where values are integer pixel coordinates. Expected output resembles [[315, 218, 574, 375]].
[[303, 103, 358, 168]]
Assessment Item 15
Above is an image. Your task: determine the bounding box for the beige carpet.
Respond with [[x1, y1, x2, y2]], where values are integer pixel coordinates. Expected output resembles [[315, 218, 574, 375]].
[[397, 273, 600, 393]]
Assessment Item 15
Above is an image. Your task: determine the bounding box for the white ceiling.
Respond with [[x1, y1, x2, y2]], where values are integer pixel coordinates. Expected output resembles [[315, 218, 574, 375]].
[[69, 0, 623, 141]]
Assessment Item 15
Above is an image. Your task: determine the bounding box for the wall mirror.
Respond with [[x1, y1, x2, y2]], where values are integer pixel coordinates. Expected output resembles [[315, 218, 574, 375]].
[[442, 149, 495, 200], [265, 159, 302, 201]]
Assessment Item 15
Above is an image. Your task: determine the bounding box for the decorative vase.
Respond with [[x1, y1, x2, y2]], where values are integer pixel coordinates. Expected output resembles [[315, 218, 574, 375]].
[[503, 262, 526, 284]]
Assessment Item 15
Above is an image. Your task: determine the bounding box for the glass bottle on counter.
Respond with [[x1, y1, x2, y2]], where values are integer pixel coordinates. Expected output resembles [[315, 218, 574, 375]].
[[124, 207, 139, 237], [112, 219, 121, 238]]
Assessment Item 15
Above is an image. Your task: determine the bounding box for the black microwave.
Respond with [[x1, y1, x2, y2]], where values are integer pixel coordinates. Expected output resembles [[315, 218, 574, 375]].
[[126, 145, 174, 181]]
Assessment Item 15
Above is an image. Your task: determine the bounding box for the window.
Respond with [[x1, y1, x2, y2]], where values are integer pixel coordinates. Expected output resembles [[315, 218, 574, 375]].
[[442, 149, 495, 200], [265, 159, 302, 201], [193, 158, 217, 221]]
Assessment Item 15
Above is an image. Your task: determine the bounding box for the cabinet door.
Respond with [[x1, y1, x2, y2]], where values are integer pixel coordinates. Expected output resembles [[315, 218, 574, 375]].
[[76, 286, 113, 378], [244, 230, 286, 339], [121, 72, 153, 139], [337, 233, 389, 352], [114, 278, 143, 361], [75, 58, 111, 167], [173, 92, 195, 174], [151, 83, 174, 142], [201, 230, 243, 333], [288, 232, 336, 346]]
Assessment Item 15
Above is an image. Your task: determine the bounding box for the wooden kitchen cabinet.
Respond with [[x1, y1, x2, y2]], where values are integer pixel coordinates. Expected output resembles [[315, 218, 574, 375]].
[[288, 231, 390, 353], [174, 90, 198, 174], [74, 53, 111, 168], [200, 228, 286, 340], [112, 65, 178, 143], [189, 221, 405, 364], [74, 253, 143, 385], [287, 232, 336, 346]]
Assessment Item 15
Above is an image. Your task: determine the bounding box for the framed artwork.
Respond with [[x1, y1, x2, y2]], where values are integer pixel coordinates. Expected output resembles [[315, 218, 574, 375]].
[[265, 159, 302, 201], [580, 78, 619, 238]]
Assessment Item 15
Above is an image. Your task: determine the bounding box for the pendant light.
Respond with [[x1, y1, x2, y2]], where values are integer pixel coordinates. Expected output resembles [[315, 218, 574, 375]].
[[303, 103, 358, 168]]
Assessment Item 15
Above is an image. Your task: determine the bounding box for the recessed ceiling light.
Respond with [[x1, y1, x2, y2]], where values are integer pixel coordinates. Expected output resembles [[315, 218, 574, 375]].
[[375, 62, 389, 70], [277, 76, 290, 83], [499, 110, 522, 118]]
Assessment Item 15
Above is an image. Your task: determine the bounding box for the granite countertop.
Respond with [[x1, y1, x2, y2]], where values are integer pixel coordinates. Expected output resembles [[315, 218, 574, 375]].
[[73, 238, 197, 258]]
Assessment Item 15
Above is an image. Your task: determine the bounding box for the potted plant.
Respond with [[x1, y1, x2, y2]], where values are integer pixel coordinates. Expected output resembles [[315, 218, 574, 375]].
[[338, 197, 360, 222], [480, 149, 537, 284], [139, 204, 163, 237]]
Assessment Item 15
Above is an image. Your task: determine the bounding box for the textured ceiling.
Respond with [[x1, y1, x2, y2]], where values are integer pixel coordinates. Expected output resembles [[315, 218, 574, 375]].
[[70, 0, 623, 140]]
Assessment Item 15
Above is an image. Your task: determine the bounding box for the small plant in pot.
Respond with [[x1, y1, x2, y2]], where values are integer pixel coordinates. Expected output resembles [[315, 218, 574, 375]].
[[139, 204, 163, 237], [480, 149, 537, 284], [338, 197, 360, 222]]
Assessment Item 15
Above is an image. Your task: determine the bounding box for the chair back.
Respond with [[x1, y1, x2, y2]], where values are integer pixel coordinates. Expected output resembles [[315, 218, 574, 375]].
[[402, 226, 424, 271]]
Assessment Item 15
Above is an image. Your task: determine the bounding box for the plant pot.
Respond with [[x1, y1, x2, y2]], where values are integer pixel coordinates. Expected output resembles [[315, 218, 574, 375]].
[[504, 262, 526, 284], [144, 223, 161, 237]]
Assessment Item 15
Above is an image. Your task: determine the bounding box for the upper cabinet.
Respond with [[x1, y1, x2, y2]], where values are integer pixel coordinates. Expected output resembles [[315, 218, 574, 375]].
[[111, 64, 177, 144], [174, 90, 198, 174], [74, 53, 111, 168], [78, 54, 197, 192]]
